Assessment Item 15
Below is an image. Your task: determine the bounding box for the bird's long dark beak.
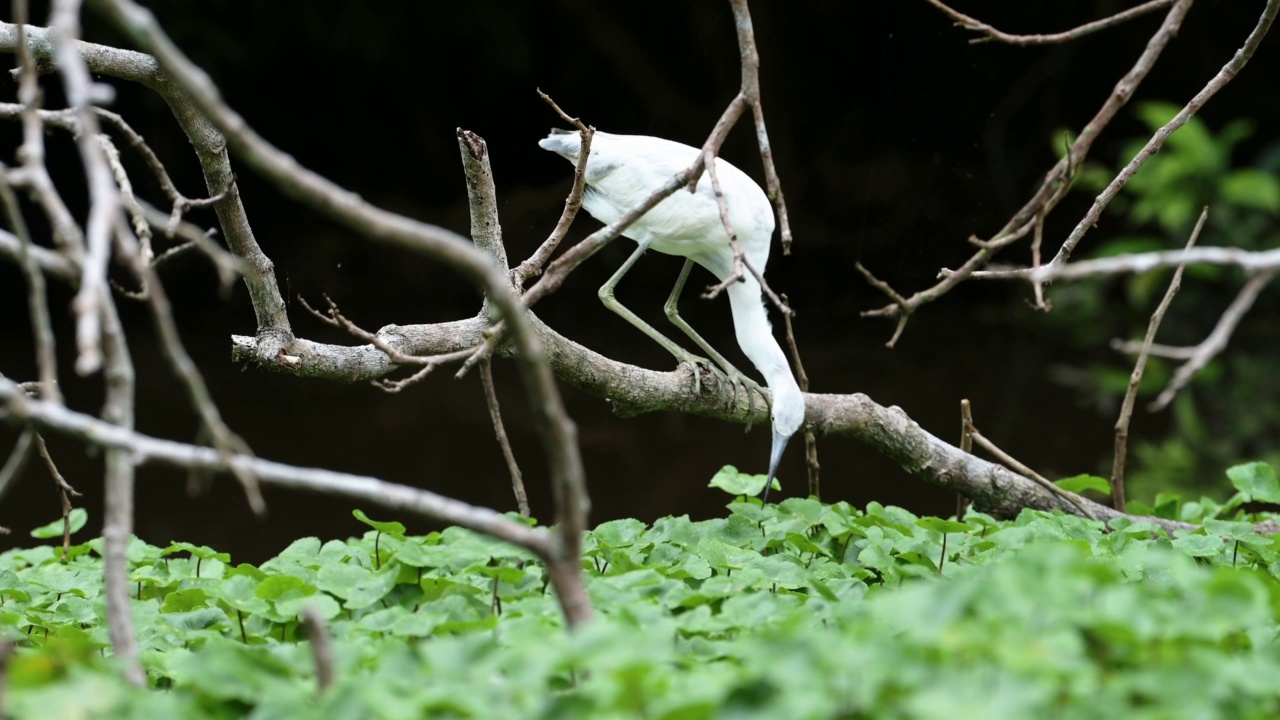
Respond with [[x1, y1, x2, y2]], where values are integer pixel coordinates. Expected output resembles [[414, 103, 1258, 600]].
[[760, 428, 792, 504]]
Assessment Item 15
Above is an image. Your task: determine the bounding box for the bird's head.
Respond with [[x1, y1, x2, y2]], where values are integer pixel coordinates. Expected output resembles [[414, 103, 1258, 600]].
[[764, 380, 805, 500]]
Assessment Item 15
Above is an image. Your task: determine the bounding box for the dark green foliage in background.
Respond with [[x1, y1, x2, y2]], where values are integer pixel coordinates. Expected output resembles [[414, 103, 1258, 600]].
[[1050, 102, 1280, 503]]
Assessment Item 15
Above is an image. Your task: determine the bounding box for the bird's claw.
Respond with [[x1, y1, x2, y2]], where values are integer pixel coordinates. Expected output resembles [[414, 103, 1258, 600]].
[[676, 355, 716, 398], [677, 355, 765, 417], [719, 370, 765, 417]]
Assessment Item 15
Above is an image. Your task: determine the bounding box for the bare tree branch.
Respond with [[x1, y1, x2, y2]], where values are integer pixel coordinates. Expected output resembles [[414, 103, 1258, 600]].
[[9, 370, 1274, 546], [297, 295, 462, 394], [861, 0, 1196, 341], [83, 0, 594, 626], [48, 0, 119, 376], [728, 0, 792, 252], [0, 227, 78, 279], [0, 641, 13, 717], [457, 129, 507, 278], [924, 0, 1176, 46], [780, 294, 820, 498], [511, 91, 594, 287], [97, 288, 145, 686], [1145, 271, 1275, 412], [977, 246, 1280, 282], [0, 169, 60, 403], [1046, 0, 1278, 270], [961, 404, 1095, 518], [300, 605, 335, 693], [1111, 208, 1206, 511], [231, 313, 777, 428], [481, 358, 529, 517], [956, 400, 973, 518], [0, 20, 292, 344], [0, 429, 36, 505], [33, 432, 79, 560], [0, 374, 565, 560]]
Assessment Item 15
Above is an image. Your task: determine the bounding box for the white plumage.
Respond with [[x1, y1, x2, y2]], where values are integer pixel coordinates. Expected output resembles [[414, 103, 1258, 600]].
[[540, 129, 804, 499]]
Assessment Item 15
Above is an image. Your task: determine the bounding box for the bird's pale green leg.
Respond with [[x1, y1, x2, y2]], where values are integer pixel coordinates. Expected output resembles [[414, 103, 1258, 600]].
[[662, 259, 765, 415], [599, 245, 715, 396]]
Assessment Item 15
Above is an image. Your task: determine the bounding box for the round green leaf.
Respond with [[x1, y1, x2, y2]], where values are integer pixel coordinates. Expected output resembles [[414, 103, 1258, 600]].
[[352, 509, 406, 536], [30, 508, 88, 539]]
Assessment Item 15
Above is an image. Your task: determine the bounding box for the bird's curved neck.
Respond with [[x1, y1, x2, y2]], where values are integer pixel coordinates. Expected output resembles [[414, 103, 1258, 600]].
[[726, 275, 800, 402]]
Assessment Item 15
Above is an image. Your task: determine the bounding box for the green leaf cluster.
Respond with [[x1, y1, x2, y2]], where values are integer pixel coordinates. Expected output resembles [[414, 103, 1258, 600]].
[[5, 489, 1280, 718]]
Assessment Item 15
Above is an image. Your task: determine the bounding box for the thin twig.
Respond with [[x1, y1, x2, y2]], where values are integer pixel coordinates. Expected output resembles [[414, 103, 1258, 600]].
[[963, 406, 1094, 519], [693, 149, 793, 317], [0, 429, 36, 503], [978, 246, 1280, 282], [298, 294, 473, 392], [111, 216, 267, 516], [89, 0, 593, 625], [925, 0, 1176, 46], [97, 284, 146, 686], [728, 0, 793, 252], [780, 294, 819, 498], [6, 28, 83, 256], [0, 641, 13, 717], [1029, 211, 1048, 310], [137, 199, 241, 291], [8, 10, 62, 404], [480, 358, 529, 517], [855, 262, 910, 348], [1110, 340, 1197, 360], [300, 605, 335, 693], [860, 0, 1197, 341], [957, 399, 972, 518], [1047, 0, 1278, 270], [99, 133, 152, 265], [1148, 270, 1275, 412], [0, 167, 61, 403], [92, 106, 226, 212], [0, 373, 563, 561], [50, 0, 118, 377], [1111, 207, 1206, 512], [34, 432, 79, 559], [512, 91, 594, 287]]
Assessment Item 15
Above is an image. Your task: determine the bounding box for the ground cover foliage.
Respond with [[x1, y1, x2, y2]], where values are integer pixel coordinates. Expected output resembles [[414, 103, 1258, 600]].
[[5, 464, 1280, 719]]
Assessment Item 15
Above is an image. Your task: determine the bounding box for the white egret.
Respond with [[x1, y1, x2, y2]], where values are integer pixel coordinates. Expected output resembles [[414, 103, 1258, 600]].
[[539, 129, 804, 501]]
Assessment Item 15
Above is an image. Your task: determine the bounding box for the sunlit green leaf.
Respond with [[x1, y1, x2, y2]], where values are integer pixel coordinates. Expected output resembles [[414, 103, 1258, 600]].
[[915, 518, 970, 534], [351, 509, 406, 536], [708, 466, 777, 496], [1227, 462, 1280, 503], [1055, 474, 1112, 495], [30, 509, 88, 540]]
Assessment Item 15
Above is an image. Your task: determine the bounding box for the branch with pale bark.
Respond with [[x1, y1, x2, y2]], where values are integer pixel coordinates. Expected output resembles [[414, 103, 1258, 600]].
[[0, 7, 594, 639]]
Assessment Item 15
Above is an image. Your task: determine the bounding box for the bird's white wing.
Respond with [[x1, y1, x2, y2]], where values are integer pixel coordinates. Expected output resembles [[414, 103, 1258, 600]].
[[540, 131, 775, 268], [586, 135, 749, 249]]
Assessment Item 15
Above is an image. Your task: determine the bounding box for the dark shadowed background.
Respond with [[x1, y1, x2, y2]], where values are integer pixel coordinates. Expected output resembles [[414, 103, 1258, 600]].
[[2, 0, 1277, 562]]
